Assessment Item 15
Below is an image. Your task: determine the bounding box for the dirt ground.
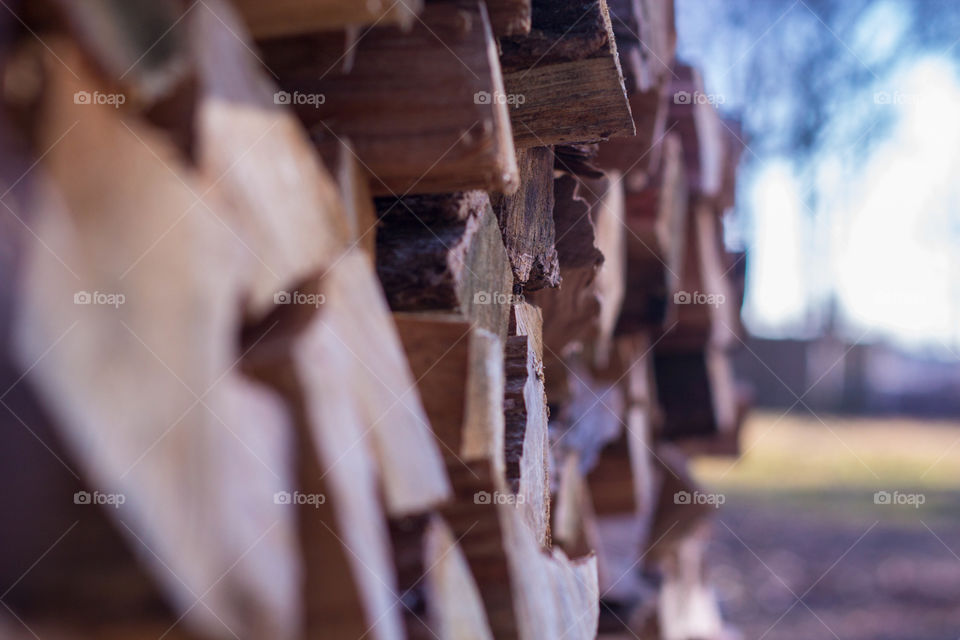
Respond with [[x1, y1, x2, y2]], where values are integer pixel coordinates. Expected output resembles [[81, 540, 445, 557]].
[[693, 412, 960, 640]]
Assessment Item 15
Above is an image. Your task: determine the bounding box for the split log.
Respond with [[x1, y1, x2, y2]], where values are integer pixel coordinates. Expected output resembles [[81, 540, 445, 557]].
[[261, 0, 519, 195], [588, 405, 655, 517], [658, 202, 738, 352], [644, 445, 715, 566], [243, 250, 452, 518], [443, 462, 601, 640], [592, 514, 650, 603], [504, 330, 551, 547], [390, 515, 495, 640], [489, 146, 560, 291], [45, 0, 191, 106], [486, 0, 532, 36], [550, 357, 625, 476], [230, 0, 422, 38], [595, 87, 671, 183], [553, 451, 599, 559], [500, 0, 635, 147], [0, 93, 189, 637], [191, 0, 350, 318], [377, 191, 514, 342], [242, 250, 456, 639], [658, 534, 728, 640], [579, 173, 627, 367], [615, 133, 688, 334], [393, 314, 505, 467], [202, 0, 452, 514], [717, 118, 745, 211], [637, 0, 677, 86], [595, 0, 676, 177], [528, 175, 604, 363], [667, 64, 725, 199], [14, 43, 301, 639], [315, 136, 379, 260], [396, 313, 598, 639], [652, 348, 737, 442]]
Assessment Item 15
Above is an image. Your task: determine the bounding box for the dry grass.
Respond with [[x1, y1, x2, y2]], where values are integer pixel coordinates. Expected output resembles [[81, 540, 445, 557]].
[[693, 411, 960, 492]]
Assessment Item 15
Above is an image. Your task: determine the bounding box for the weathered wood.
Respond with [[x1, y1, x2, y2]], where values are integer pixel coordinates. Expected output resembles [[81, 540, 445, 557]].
[[500, 0, 635, 147], [230, 0, 422, 38], [261, 0, 519, 195], [378, 192, 514, 342], [16, 43, 301, 639], [485, 0, 532, 36], [489, 146, 560, 291]]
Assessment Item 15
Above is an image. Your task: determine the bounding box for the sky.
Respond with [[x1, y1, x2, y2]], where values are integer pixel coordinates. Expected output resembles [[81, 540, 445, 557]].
[[674, 0, 960, 357]]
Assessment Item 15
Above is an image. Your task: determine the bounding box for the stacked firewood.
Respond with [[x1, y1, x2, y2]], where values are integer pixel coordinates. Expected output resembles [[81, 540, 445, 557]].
[[0, 0, 747, 638]]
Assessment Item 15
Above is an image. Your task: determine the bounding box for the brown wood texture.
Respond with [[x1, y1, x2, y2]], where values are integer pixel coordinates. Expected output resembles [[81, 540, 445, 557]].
[[0, 0, 752, 635], [490, 146, 561, 290], [486, 0, 532, 36], [231, 0, 422, 38], [500, 0, 635, 147], [615, 133, 689, 333], [261, 0, 519, 195], [377, 192, 514, 342]]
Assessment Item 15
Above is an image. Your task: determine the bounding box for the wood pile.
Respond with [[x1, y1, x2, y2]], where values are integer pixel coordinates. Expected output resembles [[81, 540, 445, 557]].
[[0, 1, 748, 638]]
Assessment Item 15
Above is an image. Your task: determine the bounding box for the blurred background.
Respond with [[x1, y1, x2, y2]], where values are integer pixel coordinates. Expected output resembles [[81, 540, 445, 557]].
[[675, 0, 960, 637]]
